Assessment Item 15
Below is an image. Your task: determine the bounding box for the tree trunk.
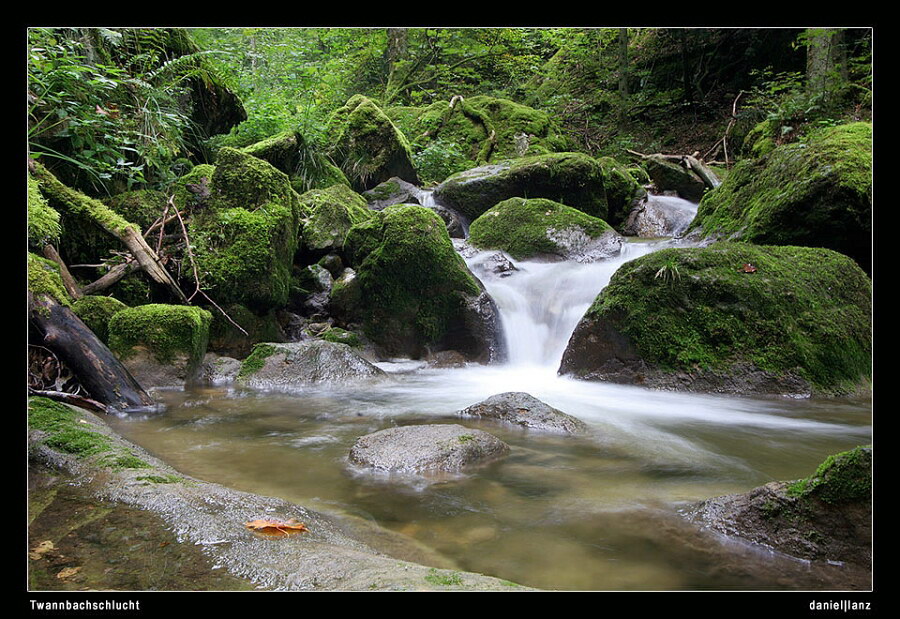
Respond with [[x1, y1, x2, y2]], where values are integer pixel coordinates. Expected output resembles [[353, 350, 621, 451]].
[[384, 28, 409, 104], [29, 290, 155, 411], [806, 28, 847, 102], [617, 27, 629, 123]]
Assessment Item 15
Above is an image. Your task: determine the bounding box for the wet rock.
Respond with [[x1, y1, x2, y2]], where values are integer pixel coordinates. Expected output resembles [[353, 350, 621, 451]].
[[458, 392, 588, 435], [237, 340, 386, 389], [686, 447, 872, 567], [362, 177, 423, 210], [621, 194, 699, 238], [643, 155, 707, 202], [349, 424, 509, 474], [198, 353, 242, 384]]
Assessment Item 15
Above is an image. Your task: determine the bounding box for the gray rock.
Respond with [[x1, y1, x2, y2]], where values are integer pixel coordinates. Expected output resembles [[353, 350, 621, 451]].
[[199, 353, 242, 384], [458, 392, 588, 435], [349, 424, 509, 474], [238, 340, 387, 390]]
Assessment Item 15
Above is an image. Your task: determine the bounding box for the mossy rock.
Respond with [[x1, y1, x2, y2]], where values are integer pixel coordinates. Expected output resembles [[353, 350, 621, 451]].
[[27, 176, 61, 250], [643, 155, 707, 202], [207, 303, 285, 359], [690, 122, 872, 272], [242, 130, 350, 194], [108, 304, 212, 386], [189, 148, 304, 310], [349, 205, 499, 360], [298, 184, 374, 255], [103, 189, 169, 230], [172, 163, 216, 209], [327, 95, 419, 192], [787, 446, 872, 505], [559, 242, 872, 396], [597, 156, 647, 228], [433, 152, 609, 221], [71, 295, 129, 344], [468, 197, 616, 260]]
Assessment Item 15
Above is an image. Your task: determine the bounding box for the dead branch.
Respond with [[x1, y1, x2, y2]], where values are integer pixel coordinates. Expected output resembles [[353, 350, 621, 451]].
[[41, 245, 83, 300]]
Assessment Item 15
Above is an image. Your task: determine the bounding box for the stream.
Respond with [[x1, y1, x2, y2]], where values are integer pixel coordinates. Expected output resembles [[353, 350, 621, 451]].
[[104, 195, 872, 591]]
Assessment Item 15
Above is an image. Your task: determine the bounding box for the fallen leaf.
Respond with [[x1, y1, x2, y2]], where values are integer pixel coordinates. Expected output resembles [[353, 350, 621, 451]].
[[738, 263, 757, 273], [244, 518, 309, 536], [57, 566, 81, 579], [29, 540, 55, 560]]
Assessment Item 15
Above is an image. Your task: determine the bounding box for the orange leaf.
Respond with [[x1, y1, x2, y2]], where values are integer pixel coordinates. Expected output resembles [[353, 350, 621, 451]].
[[738, 263, 757, 273], [244, 518, 309, 536]]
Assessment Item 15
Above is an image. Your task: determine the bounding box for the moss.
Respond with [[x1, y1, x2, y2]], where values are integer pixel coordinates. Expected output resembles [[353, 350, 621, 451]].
[[96, 452, 152, 470], [435, 152, 609, 220], [690, 122, 872, 271], [27, 396, 78, 433], [327, 95, 419, 191], [135, 474, 182, 484], [27, 176, 61, 249], [28, 397, 112, 459], [71, 295, 129, 344], [597, 156, 646, 226], [108, 304, 212, 366], [584, 243, 871, 393], [237, 343, 278, 379], [786, 446, 872, 504], [208, 304, 283, 358], [424, 568, 464, 587], [172, 163, 216, 208], [27, 253, 73, 307], [354, 205, 482, 355], [298, 184, 374, 253], [320, 327, 360, 347], [103, 189, 169, 230], [469, 197, 612, 260], [210, 147, 301, 215]]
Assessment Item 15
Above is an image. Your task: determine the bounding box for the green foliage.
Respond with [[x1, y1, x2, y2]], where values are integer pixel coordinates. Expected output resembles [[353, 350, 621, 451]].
[[412, 138, 476, 185]]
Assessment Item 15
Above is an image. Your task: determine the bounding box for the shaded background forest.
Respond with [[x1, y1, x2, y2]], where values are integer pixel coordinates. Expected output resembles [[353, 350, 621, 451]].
[[27, 27, 872, 199]]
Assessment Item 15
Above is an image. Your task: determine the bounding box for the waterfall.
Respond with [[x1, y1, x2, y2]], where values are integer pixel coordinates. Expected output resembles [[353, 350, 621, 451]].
[[463, 242, 660, 370]]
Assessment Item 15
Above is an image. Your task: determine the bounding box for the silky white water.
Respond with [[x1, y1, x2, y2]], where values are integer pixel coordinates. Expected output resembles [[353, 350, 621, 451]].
[[105, 199, 872, 590]]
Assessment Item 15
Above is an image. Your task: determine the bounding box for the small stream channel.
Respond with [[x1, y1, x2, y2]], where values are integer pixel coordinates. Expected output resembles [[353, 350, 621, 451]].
[[104, 194, 872, 591]]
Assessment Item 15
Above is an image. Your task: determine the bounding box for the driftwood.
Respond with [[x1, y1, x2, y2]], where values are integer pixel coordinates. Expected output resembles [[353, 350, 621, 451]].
[[627, 149, 721, 190], [27, 388, 109, 414], [28, 160, 187, 303], [28, 290, 155, 411], [80, 260, 139, 295]]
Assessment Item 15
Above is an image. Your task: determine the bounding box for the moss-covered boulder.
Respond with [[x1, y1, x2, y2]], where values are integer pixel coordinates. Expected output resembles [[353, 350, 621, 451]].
[[327, 95, 419, 192], [643, 155, 707, 202], [689, 122, 873, 272], [559, 243, 872, 396], [597, 156, 648, 228], [27, 176, 61, 250], [108, 304, 212, 387], [189, 148, 304, 310], [71, 295, 129, 345], [688, 446, 872, 566], [241, 130, 350, 194], [468, 197, 620, 261], [388, 96, 570, 177], [298, 184, 374, 256], [347, 205, 503, 361], [103, 189, 169, 231], [433, 152, 609, 221]]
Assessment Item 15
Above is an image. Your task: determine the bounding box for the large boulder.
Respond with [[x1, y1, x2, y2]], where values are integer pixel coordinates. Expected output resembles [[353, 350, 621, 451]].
[[348, 424, 509, 475], [688, 122, 872, 272], [559, 243, 872, 397], [108, 304, 212, 387], [235, 340, 386, 390], [345, 205, 504, 362], [457, 392, 588, 435], [297, 184, 374, 256], [327, 95, 419, 192], [687, 446, 872, 567], [240, 130, 350, 194], [189, 147, 304, 310], [433, 152, 609, 221], [643, 155, 707, 202], [468, 197, 621, 261]]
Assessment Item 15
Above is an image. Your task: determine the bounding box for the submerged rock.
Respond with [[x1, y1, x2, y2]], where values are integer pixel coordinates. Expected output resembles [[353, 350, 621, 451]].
[[687, 447, 872, 567], [559, 243, 872, 397], [458, 392, 588, 435], [236, 340, 386, 389], [348, 424, 509, 474]]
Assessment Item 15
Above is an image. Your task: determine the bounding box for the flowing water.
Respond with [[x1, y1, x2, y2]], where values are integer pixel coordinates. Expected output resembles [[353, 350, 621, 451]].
[[104, 201, 872, 591]]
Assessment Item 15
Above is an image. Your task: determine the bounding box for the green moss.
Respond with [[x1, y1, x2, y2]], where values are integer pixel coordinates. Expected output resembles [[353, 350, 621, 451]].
[[27, 253, 73, 307], [469, 197, 612, 260], [355, 205, 482, 354], [172, 163, 216, 208], [135, 474, 182, 484], [691, 122, 872, 271], [424, 568, 464, 587], [585, 243, 871, 393], [298, 184, 374, 253], [320, 327, 360, 347], [108, 304, 212, 366], [237, 343, 278, 379], [71, 295, 129, 344], [786, 446, 872, 504], [597, 156, 646, 226], [29, 397, 112, 458], [27, 176, 61, 249], [210, 147, 300, 215], [27, 396, 78, 433], [96, 451, 152, 470], [103, 189, 169, 230]]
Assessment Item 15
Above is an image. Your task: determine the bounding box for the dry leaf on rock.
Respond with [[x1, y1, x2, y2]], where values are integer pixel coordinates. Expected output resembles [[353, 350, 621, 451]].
[[244, 518, 309, 536]]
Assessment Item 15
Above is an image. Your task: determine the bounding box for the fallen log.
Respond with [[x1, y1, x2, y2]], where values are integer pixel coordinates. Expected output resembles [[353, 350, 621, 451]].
[[28, 289, 156, 412], [627, 149, 721, 190]]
